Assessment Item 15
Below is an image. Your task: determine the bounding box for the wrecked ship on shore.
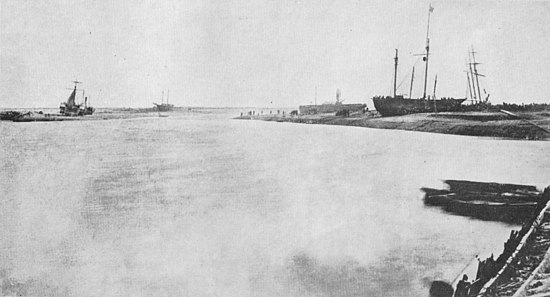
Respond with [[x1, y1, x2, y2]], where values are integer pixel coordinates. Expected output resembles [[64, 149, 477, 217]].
[[60, 81, 95, 116], [373, 6, 466, 117], [153, 90, 174, 112]]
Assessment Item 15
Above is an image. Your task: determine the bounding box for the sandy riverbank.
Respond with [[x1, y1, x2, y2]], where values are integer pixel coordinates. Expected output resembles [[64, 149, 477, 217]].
[[238, 111, 550, 140]]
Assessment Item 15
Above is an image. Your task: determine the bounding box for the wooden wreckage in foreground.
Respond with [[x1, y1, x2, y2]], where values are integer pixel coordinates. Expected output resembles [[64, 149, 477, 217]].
[[423, 181, 550, 296], [477, 187, 550, 297]]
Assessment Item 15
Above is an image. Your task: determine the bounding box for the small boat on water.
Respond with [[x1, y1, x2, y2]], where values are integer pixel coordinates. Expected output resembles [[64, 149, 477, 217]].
[[422, 180, 542, 223], [444, 179, 539, 195], [423, 192, 538, 223]]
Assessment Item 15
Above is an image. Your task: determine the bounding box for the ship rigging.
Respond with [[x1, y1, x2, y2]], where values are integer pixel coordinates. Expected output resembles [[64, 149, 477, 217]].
[[372, 5, 466, 117]]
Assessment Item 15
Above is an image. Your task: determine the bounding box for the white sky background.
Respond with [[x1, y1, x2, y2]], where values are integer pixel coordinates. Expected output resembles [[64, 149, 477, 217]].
[[1, 0, 550, 108]]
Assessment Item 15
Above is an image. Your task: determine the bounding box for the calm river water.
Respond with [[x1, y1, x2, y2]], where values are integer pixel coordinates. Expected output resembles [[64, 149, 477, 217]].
[[1, 110, 549, 297]]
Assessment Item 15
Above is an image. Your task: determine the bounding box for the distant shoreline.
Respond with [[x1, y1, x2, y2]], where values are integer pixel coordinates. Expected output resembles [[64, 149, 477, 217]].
[[0, 107, 213, 122], [237, 111, 550, 140]]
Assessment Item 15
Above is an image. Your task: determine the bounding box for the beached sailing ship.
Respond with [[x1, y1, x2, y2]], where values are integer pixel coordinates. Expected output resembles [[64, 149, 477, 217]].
[[372, 5, 466, 117], [59, 81, 95, 116], [153, 90, 174, 112]]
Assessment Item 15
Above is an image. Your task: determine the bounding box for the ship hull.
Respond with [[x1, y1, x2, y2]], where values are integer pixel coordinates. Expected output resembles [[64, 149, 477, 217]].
[[154, 103, 174, 112], [372, 96, 466, 117]]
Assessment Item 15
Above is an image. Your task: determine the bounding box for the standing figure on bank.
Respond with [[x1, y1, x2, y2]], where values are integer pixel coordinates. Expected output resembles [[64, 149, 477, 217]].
[[454, 275, 470, 297]]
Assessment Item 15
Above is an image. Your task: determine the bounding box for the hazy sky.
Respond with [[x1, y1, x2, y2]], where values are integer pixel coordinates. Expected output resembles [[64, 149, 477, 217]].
[[2, 0, 550, 108]]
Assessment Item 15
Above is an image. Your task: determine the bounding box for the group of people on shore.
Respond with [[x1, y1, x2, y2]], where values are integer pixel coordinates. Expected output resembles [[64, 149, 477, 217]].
[[240, 110, 286, 118]]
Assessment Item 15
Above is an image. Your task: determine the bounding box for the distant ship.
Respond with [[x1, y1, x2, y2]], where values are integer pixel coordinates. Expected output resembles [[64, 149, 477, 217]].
[[299, 88, 366, 115], [372, 6, 466, 117], [59, 81, 95, 116], [153, 90, 174, 112]]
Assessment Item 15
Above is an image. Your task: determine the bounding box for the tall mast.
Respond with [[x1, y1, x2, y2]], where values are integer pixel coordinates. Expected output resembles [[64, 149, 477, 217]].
[[167, 89, 170, 104], [468, 51, 478, 102], [433, 75, 438, 99], [433, 75, 438, 112], [161, 90, 164, 104], [315, 86, 317, 105], [471, 46, 482, 102], [409, 67, 415, 99], [423, 5, 434, 100], [394, 49, 398, 98], [466, 72, 474, 101]]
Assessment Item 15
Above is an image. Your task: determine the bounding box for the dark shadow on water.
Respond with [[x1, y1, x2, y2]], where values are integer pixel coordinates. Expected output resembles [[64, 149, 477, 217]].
[[286, 252, 418, 297]]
